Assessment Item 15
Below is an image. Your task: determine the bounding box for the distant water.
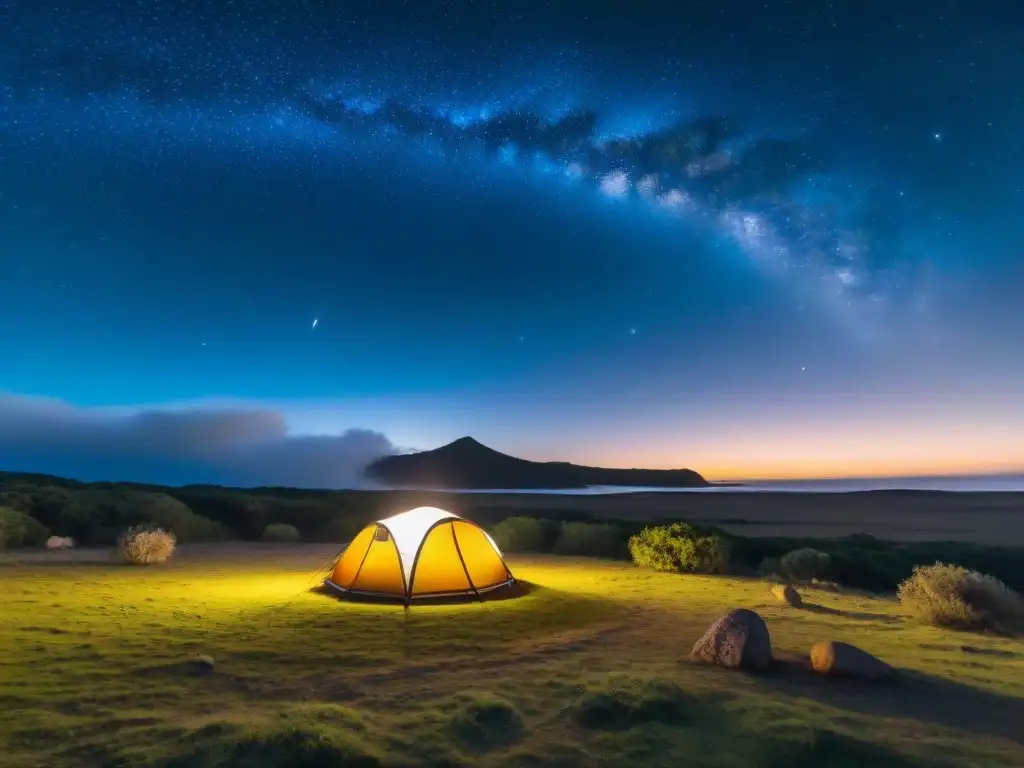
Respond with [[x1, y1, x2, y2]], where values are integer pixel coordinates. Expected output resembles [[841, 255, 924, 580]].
[[423, 474, 1024, 494]]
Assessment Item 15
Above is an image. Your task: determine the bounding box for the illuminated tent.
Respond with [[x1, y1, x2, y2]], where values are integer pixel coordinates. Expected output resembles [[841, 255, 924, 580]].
[[324, 507, 514, 600]]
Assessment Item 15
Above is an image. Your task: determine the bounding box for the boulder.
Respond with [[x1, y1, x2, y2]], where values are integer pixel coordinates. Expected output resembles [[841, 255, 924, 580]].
[[771, 584, 802, 607], [810, 641, 893, 680], [690, 608, 773, 671]]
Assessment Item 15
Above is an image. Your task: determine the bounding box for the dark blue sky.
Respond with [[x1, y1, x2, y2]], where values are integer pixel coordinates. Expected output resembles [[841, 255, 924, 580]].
[[1, 0, 1022, 484]]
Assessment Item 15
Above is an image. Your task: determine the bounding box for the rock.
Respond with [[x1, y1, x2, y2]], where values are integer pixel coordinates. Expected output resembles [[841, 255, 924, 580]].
[[810, 641, 893, 680], [771, 584, 802, 607], [188, 654, 215, 674], [690, 608, 773, 671]]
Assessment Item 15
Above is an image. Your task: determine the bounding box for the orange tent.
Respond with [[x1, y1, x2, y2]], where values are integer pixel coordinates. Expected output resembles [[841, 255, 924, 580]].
[[324, 506, 514, 600]]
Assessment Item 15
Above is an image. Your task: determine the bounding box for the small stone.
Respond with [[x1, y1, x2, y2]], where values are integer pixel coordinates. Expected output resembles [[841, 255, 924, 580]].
[[690, 608, 773, 671], [188, 654, 215, 674], [771, 584, 802, 607], [810, 641, 893, 680]]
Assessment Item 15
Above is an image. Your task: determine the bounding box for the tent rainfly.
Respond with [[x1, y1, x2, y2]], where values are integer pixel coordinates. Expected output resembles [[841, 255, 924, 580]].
[[325, 506, 514, 600]]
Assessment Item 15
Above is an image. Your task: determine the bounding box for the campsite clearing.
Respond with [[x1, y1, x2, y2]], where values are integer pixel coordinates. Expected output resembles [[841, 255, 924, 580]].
[[2, 543, 1024, 767]]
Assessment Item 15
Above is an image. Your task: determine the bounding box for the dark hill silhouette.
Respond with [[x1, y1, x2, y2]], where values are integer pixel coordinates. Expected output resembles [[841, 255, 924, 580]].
[[365, 436, 708, 489]]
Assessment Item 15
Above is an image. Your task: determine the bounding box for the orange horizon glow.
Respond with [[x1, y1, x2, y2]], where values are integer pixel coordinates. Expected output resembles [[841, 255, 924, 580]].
[[518, 420, 1024, 482]]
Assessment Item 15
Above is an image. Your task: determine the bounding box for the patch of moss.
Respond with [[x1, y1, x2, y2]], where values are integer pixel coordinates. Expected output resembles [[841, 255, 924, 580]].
[[756, 729, 938, 768], [573, 679, 693, 731], [448, 697, 524, 752], [164, 724, 380, 768]]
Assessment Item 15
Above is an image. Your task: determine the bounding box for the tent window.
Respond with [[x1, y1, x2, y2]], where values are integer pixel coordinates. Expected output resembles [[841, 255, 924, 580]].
[[374, 525, 390, 543]]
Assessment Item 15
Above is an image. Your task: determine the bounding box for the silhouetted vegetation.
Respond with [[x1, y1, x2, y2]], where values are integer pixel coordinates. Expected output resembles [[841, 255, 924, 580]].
[[263, 523, 301, 542], [0, 506, 51, 550], [779, 547, 831, 582], [4, 471, 1024, 596], [553, 521, 626, 558], [490, 516, 556, 553]]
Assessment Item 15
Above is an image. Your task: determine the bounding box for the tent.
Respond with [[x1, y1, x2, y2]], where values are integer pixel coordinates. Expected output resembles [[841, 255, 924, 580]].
[[324, 506, 515, 600]]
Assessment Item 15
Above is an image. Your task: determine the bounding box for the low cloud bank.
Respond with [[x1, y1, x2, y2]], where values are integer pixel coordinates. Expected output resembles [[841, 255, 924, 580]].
[[0, 393, 394, 488]]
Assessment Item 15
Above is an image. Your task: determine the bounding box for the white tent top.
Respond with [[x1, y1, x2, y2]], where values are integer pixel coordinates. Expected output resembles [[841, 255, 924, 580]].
[[377, 506, 460, 586]]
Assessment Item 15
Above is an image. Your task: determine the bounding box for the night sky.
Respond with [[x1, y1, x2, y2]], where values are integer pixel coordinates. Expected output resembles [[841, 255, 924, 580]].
[[1, 0, 1022, 486]]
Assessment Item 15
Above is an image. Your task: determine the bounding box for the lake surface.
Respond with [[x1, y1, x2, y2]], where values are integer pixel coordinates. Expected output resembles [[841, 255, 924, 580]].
[[417, 474, 1024, 494]]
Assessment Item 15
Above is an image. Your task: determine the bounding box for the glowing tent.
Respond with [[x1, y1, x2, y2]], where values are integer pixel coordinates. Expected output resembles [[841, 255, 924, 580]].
[[324, 506, 514, 600]]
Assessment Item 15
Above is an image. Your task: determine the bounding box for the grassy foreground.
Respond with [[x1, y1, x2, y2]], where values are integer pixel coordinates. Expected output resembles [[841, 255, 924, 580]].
[[2, 544, 1024, 767]]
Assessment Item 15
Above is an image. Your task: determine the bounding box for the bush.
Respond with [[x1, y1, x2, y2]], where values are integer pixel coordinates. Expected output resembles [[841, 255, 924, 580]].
[[263, 523, 301, 543], [780, 548, 831, 582], [553, 522, 625, 558], [628, 523, 731, 574], [758, 557, 781, 579], [0, 506, 51, 549], [119, 525, 176, 565], [183, 514, 231, 542], [897, 562, 1024, 633], [315, 516, 367, 543], [490, 517, 550, 553]]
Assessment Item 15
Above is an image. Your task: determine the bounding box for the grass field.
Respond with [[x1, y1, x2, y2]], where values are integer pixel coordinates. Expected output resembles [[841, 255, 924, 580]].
[[3, 544, 1024, 767]]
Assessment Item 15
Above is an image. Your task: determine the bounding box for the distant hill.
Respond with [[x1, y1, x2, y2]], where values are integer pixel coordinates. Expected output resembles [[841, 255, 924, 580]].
[[364, 437, 708, 490]]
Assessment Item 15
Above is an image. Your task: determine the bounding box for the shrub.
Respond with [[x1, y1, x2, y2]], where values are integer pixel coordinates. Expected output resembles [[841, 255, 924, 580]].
[[0, 506, 51, 549], [490, 517, 550, 553], [119, 525, 176, 565], [263, 523, 301, 543], [628, 523, 731, 574], [315, 516, 366, 543], [553, 522, 625, 558], [780, 548, 831, 582], [897, 562, 1024, 633], [183, 514, 231, 542], [758, 557, 781, 579]]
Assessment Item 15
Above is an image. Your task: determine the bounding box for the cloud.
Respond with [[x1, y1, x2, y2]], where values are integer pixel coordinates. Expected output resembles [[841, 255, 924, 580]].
[[0, 393, 394, 489]]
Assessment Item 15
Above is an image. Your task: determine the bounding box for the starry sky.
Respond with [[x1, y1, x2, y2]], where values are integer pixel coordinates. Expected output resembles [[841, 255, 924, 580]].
[[1, 0, 1023, 486]]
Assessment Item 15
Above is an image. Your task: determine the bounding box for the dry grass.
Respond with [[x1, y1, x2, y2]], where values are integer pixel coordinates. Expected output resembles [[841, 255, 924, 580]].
[[898, 563, 1024, 633], [2, 544, 1024, 767], [118, 526, 176, 565]]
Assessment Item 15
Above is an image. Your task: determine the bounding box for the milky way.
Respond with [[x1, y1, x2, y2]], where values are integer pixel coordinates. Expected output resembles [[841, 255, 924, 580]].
[[2, 9, 926, 338]]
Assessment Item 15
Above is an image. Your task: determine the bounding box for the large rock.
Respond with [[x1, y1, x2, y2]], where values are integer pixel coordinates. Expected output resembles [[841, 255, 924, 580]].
[[810, 641, 893, 680], [771, 584, 802, 607], [690, 608, 773, 671]]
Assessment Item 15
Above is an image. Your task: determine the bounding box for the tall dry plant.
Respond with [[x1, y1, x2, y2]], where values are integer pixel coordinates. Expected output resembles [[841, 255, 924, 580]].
[[118, 525, 176, 565], [898, 562, 1024, 633]]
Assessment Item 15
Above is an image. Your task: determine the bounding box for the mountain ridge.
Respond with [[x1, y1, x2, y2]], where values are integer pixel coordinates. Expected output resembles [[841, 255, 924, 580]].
[[365, 436, 708, 489]]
